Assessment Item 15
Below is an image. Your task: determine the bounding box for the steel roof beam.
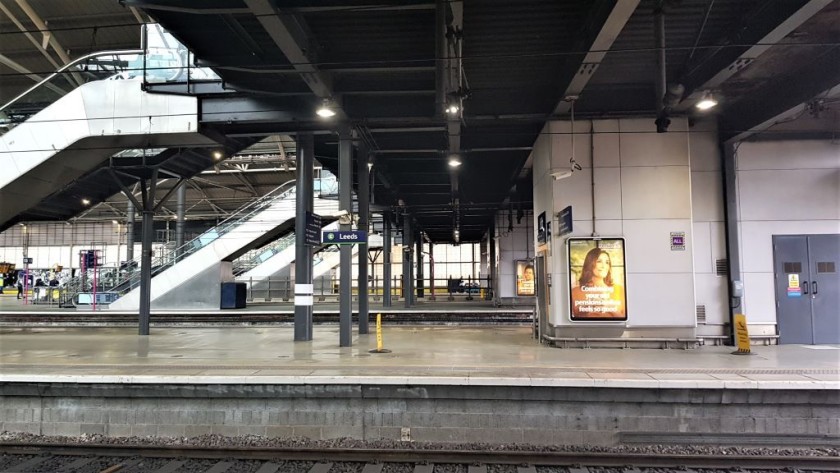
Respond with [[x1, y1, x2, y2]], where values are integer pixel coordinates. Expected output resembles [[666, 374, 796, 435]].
[[677, 0, 832, 110], [243, 0, 334, 100], [553, 0, 640, 115]]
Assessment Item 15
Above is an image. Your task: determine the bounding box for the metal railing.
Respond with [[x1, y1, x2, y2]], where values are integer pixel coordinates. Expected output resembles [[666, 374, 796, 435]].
[[241, 275, 494, 303], [0, 49, 144, 128]]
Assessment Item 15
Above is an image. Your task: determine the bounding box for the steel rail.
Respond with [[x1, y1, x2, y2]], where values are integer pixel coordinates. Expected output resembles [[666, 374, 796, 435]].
[[1, 443, 838, 471]]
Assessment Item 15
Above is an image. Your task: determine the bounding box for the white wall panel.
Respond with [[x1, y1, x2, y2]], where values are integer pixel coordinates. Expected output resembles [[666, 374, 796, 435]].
[[593, 167, 623, 220], [691, 171, 724, 222], [592, 119, 621, 168], [742, 272, 777, 324], [692, 221, 713, 274], [738, 141, 840, 170], [739, 169, 840, 221], [688, 120, 720, 172], [625, 273, 696, 326], [621, 166, 692, 219], [620, 131, 689, 167], [694, 273, 728, 325], [623, 219, 694, 273]]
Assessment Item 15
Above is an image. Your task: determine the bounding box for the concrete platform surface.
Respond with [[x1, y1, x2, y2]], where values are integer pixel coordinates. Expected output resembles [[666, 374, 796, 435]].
[[0, 326, 838, 389]]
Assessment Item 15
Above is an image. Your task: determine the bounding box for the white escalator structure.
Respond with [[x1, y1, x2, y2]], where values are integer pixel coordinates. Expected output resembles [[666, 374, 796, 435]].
[[0, 50, 219, 228], [109, 179, 339, 310]]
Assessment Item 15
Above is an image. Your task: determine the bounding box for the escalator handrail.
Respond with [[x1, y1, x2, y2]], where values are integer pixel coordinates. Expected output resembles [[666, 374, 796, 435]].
[[0, 49, 144, 112]]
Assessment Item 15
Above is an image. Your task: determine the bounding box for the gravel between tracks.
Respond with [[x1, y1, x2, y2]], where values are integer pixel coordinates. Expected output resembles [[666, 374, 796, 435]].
[[0, 432, 837, 459]]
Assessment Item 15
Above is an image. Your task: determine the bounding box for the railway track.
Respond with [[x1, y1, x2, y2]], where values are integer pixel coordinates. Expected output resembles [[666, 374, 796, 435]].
[[1, 443, 838, 472]]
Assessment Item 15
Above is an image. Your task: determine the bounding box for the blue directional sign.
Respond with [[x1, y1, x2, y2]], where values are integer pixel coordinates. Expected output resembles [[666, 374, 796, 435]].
[[322, 230, 367, 245]]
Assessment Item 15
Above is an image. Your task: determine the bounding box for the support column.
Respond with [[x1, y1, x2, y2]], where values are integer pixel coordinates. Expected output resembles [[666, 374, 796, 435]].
[[416, 235, 424, 299], [338, 127, 353, 347], [721, 140, 742, 346], [175, 183, 186, 256], [357, 147, 370, 334], [428, 241, 435, 301], [126, 202, 135, 261], [383, 214, 392, 307], [403, 214, 412, 308], [295, 133, 315, 341], [489, 220, 497, 301], [139, 206, 154, 336]]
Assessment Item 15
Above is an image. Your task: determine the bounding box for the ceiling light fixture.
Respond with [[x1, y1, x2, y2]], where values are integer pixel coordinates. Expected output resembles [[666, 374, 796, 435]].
[[447, 155, 462, 167], [316, 99, 337, 118], [212, 150, 223, 160], [81, 198, 91, 205], [695, 91, 718, 110], [445, 103, 460, 115]]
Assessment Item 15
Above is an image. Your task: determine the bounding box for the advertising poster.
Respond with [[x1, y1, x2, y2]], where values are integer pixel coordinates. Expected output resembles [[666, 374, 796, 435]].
[[515, 260, 535, 296], [568, 238, 627, 321]]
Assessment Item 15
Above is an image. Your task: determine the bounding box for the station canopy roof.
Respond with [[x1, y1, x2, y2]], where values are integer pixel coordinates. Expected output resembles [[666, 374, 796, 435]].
[[1, 0, 838, 242]]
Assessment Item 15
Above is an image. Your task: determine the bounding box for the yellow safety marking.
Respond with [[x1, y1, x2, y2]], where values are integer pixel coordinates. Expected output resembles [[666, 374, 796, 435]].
[[734, 313, 751, 353]]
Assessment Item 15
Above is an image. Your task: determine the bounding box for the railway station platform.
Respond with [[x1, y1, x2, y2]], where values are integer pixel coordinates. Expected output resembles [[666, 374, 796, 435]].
[[0, 325, 838, 446]]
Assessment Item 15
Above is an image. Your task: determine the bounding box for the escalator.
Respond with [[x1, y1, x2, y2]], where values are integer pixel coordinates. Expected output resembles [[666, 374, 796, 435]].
[[105, 177, 339, 310], [0, 49, 222, 230]]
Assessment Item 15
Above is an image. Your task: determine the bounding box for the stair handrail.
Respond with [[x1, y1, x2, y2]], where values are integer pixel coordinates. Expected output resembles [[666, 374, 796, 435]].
[[0, 49, 144, 113]]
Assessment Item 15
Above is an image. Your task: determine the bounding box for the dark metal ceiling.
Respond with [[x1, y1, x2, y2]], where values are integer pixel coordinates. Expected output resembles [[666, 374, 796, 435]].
[[2, 0, 838, 242]]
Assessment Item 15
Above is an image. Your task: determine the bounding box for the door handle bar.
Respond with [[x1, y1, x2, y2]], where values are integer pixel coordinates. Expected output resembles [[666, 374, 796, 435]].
[[802, 281, 808, 294], [813, 281, 818, 295]]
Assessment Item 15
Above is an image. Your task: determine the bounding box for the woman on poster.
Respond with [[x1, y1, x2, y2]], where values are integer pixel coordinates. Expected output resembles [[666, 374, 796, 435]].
[[571, 247, 625, 319]]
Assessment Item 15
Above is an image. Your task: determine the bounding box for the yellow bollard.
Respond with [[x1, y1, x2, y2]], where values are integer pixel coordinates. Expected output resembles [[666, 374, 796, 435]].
[[369, 313, 392, 353]]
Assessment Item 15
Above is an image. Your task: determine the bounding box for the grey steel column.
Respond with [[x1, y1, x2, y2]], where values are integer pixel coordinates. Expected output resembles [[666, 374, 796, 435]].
[[428, 241, 435, 301], [175, 183, 185, 255], [721, 140, 742, 346], [139, 207, 154, 336], [295, 133, 315, 341], [416, 235, 424, 298], [357, 149, 370, 334], [338, 128, 353, 347], [489, 220, 497, 300], [403, 214, 412, 308], [383, 214, 392, 307], [126, 202, 135, 261]]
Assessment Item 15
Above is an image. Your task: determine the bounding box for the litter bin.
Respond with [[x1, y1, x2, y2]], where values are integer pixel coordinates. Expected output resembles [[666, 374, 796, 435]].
[[220, 282, 247, 309]]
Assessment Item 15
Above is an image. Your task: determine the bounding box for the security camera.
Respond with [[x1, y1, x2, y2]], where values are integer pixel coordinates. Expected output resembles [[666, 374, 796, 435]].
[[550, 169, 574, 180]]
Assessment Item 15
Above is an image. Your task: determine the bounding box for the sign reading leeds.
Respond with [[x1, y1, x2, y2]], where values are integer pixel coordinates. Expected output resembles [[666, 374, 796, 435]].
[[322, 230, 367, 245]]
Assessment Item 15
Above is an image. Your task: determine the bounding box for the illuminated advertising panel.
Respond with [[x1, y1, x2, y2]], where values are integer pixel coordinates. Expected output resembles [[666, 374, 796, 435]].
[[568, 238, 627, 321], [515, 260, 535, 296]]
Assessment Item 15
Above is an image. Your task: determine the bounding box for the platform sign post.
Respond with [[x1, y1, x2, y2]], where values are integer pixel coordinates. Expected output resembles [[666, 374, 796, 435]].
[[304, 212, 322, 246], [732, 314, 753, 355]]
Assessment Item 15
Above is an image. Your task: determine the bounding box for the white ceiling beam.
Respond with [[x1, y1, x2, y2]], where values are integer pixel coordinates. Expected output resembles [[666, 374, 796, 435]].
[[0, 1, 60, 70], [553, 0, 640, 114]]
